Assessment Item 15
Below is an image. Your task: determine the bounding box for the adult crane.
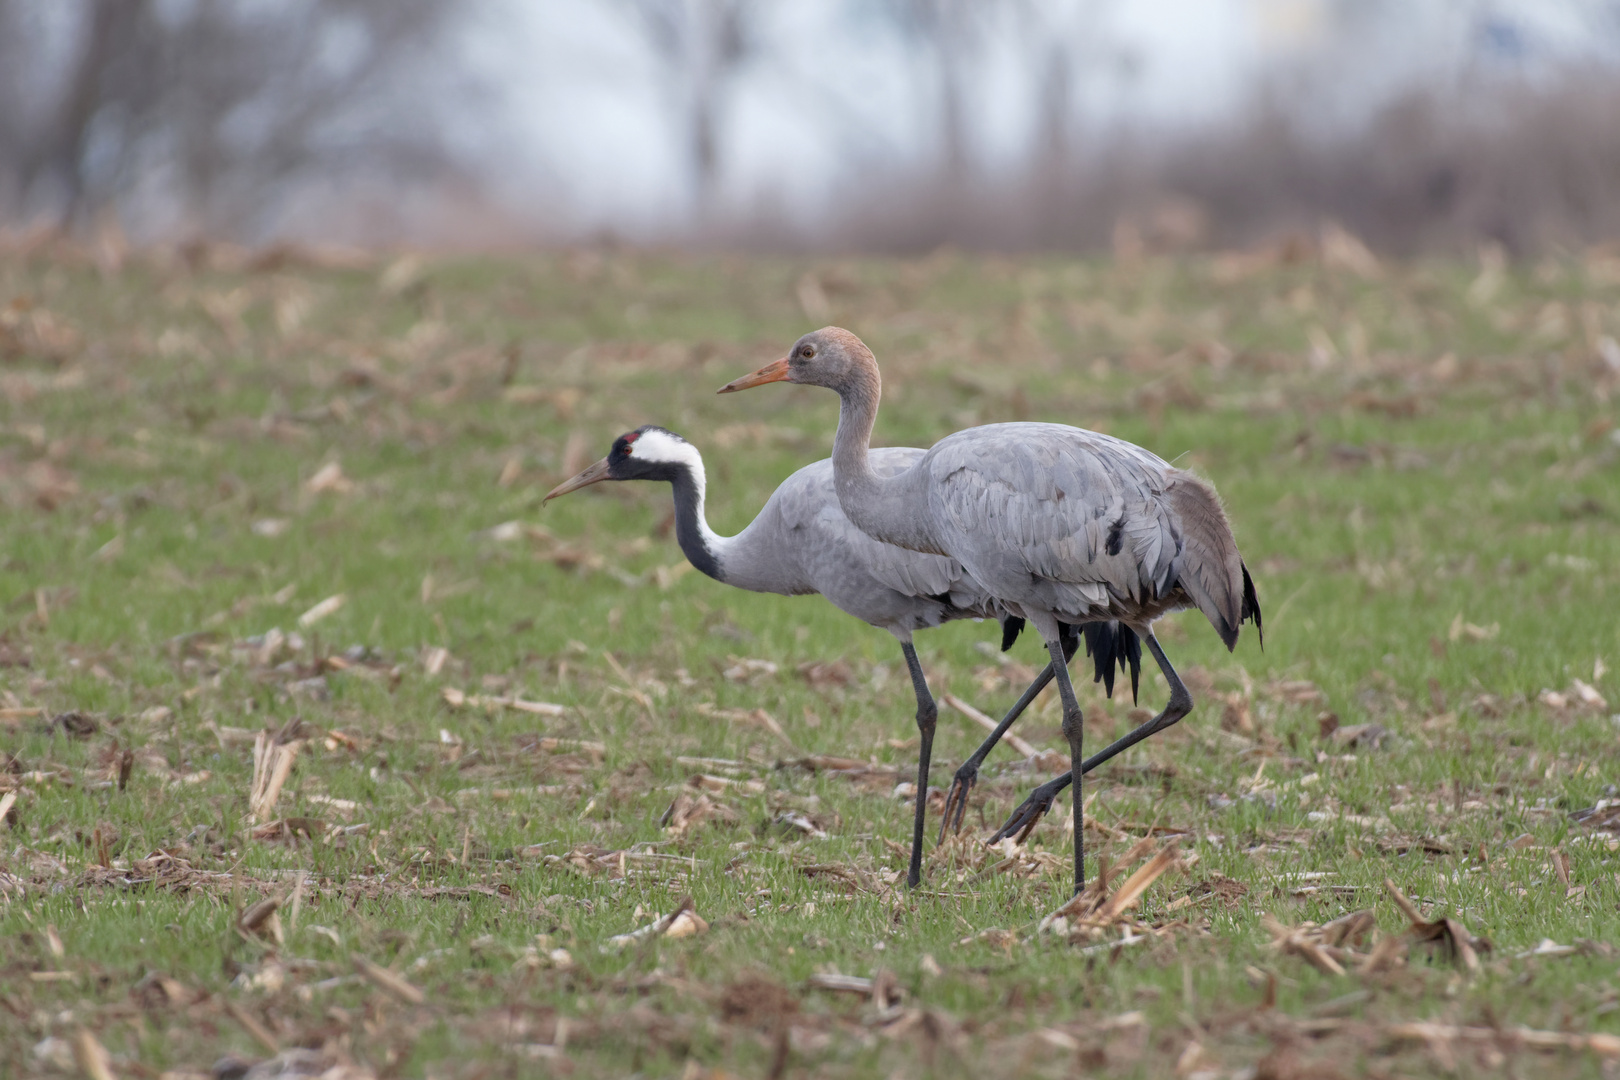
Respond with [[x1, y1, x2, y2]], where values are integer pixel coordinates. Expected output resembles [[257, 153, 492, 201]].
[[544, 425, 1141, 887], [719, 329, 1262, 893]]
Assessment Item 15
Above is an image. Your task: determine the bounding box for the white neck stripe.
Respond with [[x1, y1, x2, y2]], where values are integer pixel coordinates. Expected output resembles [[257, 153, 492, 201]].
[[630, 430, 730, 560]]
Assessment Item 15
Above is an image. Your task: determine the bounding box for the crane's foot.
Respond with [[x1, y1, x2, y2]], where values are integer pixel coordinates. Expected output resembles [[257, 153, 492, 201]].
[[937, 763, 979, 842], [987, 774, 1070, 845]]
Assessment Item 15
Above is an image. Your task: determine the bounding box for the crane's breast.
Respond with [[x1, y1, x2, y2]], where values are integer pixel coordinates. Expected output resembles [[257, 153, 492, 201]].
[[774, 451, 979, 610]]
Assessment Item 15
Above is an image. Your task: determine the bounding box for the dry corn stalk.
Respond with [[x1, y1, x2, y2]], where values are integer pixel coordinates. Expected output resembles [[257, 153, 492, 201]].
[[353, 954, 425, 1005], [941, 693, 1038, 757], [1262, 915, 1347, 976], [1389, 1022, 1620, 1058], [73, 1029, 116, 1080], [441, 686, 568, 717], [1040, 839, 1181, 938], [605, 895, 709, 948], [238, 894, 284, 945], [1261, 908, 1381, 976], [249, 731, 303, 823], [223, 999, 281, 1053]]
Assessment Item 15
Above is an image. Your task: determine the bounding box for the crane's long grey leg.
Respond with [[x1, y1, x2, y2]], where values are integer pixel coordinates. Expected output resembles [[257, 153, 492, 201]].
[[1043, 636, 1087, 895], [990, 632, 1192, 845], [899, 641, 937, 889], [937, 664, 1056, 841], [938, 627, 1083, 840]]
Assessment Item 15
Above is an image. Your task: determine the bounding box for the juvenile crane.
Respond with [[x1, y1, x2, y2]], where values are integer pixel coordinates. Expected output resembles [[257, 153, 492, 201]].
[[720, 329, 1262, 893], [544, 426, 1142, 887]]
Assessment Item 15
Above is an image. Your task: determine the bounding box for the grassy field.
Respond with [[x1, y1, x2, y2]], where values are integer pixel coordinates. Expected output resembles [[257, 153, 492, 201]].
[[1, 237, 1618, 1078]]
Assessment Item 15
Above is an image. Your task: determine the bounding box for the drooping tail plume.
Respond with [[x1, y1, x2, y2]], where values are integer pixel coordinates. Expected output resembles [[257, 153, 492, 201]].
[[1164, 473, 1257, 651]]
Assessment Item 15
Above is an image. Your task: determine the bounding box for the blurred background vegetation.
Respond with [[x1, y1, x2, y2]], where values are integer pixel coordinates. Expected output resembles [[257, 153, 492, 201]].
[[6, 1, 1620, 255]]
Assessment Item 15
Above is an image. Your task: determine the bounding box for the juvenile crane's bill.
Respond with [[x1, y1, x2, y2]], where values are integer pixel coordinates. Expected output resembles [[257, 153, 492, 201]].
[[717, 356, 790, 393]]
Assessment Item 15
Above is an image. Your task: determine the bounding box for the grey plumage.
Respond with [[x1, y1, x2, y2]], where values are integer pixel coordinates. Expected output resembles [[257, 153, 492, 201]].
[[719, 328, 1262, 894], [769, 450, 993, 633], [921, 422, 1260, 645], [544, 425, 1137, 888]]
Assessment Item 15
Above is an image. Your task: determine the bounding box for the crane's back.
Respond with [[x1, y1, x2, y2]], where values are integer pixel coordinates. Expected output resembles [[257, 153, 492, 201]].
[[913, 422, 1258, 646]]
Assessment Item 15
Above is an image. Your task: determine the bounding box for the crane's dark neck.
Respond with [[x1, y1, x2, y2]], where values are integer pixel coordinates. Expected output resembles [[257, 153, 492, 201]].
[[667, 468, 725, 582], [647, 444, 803, 596], [831, 364, 943, 554]]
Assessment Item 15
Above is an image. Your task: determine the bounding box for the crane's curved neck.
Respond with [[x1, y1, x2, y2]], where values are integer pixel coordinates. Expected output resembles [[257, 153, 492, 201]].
[[831, 364, 942, 555], [667, 464, 729, 583], [662, 452, 799, 594]]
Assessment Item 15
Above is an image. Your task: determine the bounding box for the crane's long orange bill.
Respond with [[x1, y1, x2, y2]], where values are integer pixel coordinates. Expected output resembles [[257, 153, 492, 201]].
[[544, 457, 612, 502], [717, 356, 790, 394]]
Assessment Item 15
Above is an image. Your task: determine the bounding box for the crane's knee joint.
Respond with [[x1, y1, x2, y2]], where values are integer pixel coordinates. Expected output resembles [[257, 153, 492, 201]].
[[915, 702, 938, 730], [1060, 708, 1084, 742]]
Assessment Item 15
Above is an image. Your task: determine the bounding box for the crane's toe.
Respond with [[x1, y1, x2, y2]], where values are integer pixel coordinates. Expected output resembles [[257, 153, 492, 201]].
[[989, 785, 1059, 845], [938, 765, 979, 842]]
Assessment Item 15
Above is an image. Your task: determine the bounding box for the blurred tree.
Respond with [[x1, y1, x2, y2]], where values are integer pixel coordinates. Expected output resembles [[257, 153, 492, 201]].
[[886, 0, 982, 183], [0, 0, 470, 241], [620, 0, 762, 221]]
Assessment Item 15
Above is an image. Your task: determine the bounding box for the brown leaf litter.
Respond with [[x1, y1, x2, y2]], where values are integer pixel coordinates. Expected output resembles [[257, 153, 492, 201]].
[[1572, 798, 1620, 831], [722, 656, 779, 683], [1383, 876, 1490, 971], [58, 851, 515, 907], [1328, 722, 1388, 750], [799, 861, 883, 894], [775, 807, 838, 839], [464, 1003, 592, 1066], [778, 754, 897, 778], [249, 817, 330, 845], [660, 790, 739, 836], [1187, 874, 1250, 909], [966, 837, 1067, 883], [1538, 678, 1609, 714], [719, 974, 799, 1030], [1263, 910, 1379, 976], [237, 892, 285, 945], [802, 967, 950, 1051], [797, 659, 852, 689], [806, 970, 905, 1012], [47, 710, 99, 739], [71, 1029, 116, 1080], [1262, 879, 1491, 978]]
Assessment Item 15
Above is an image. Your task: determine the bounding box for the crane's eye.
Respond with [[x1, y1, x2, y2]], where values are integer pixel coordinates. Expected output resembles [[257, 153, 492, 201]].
[[799, 345, 815, 359]]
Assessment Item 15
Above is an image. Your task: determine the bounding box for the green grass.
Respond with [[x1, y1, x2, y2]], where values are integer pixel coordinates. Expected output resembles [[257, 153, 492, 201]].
[[1, 242, 1619, 1078]]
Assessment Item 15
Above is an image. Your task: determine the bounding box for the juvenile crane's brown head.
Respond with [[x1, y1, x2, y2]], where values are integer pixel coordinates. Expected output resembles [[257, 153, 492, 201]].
[[717, 327, 879, 399]]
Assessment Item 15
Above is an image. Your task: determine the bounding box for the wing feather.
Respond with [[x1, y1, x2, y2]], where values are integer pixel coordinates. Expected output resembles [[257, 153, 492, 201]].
[[922, 423, 1183, 621]]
